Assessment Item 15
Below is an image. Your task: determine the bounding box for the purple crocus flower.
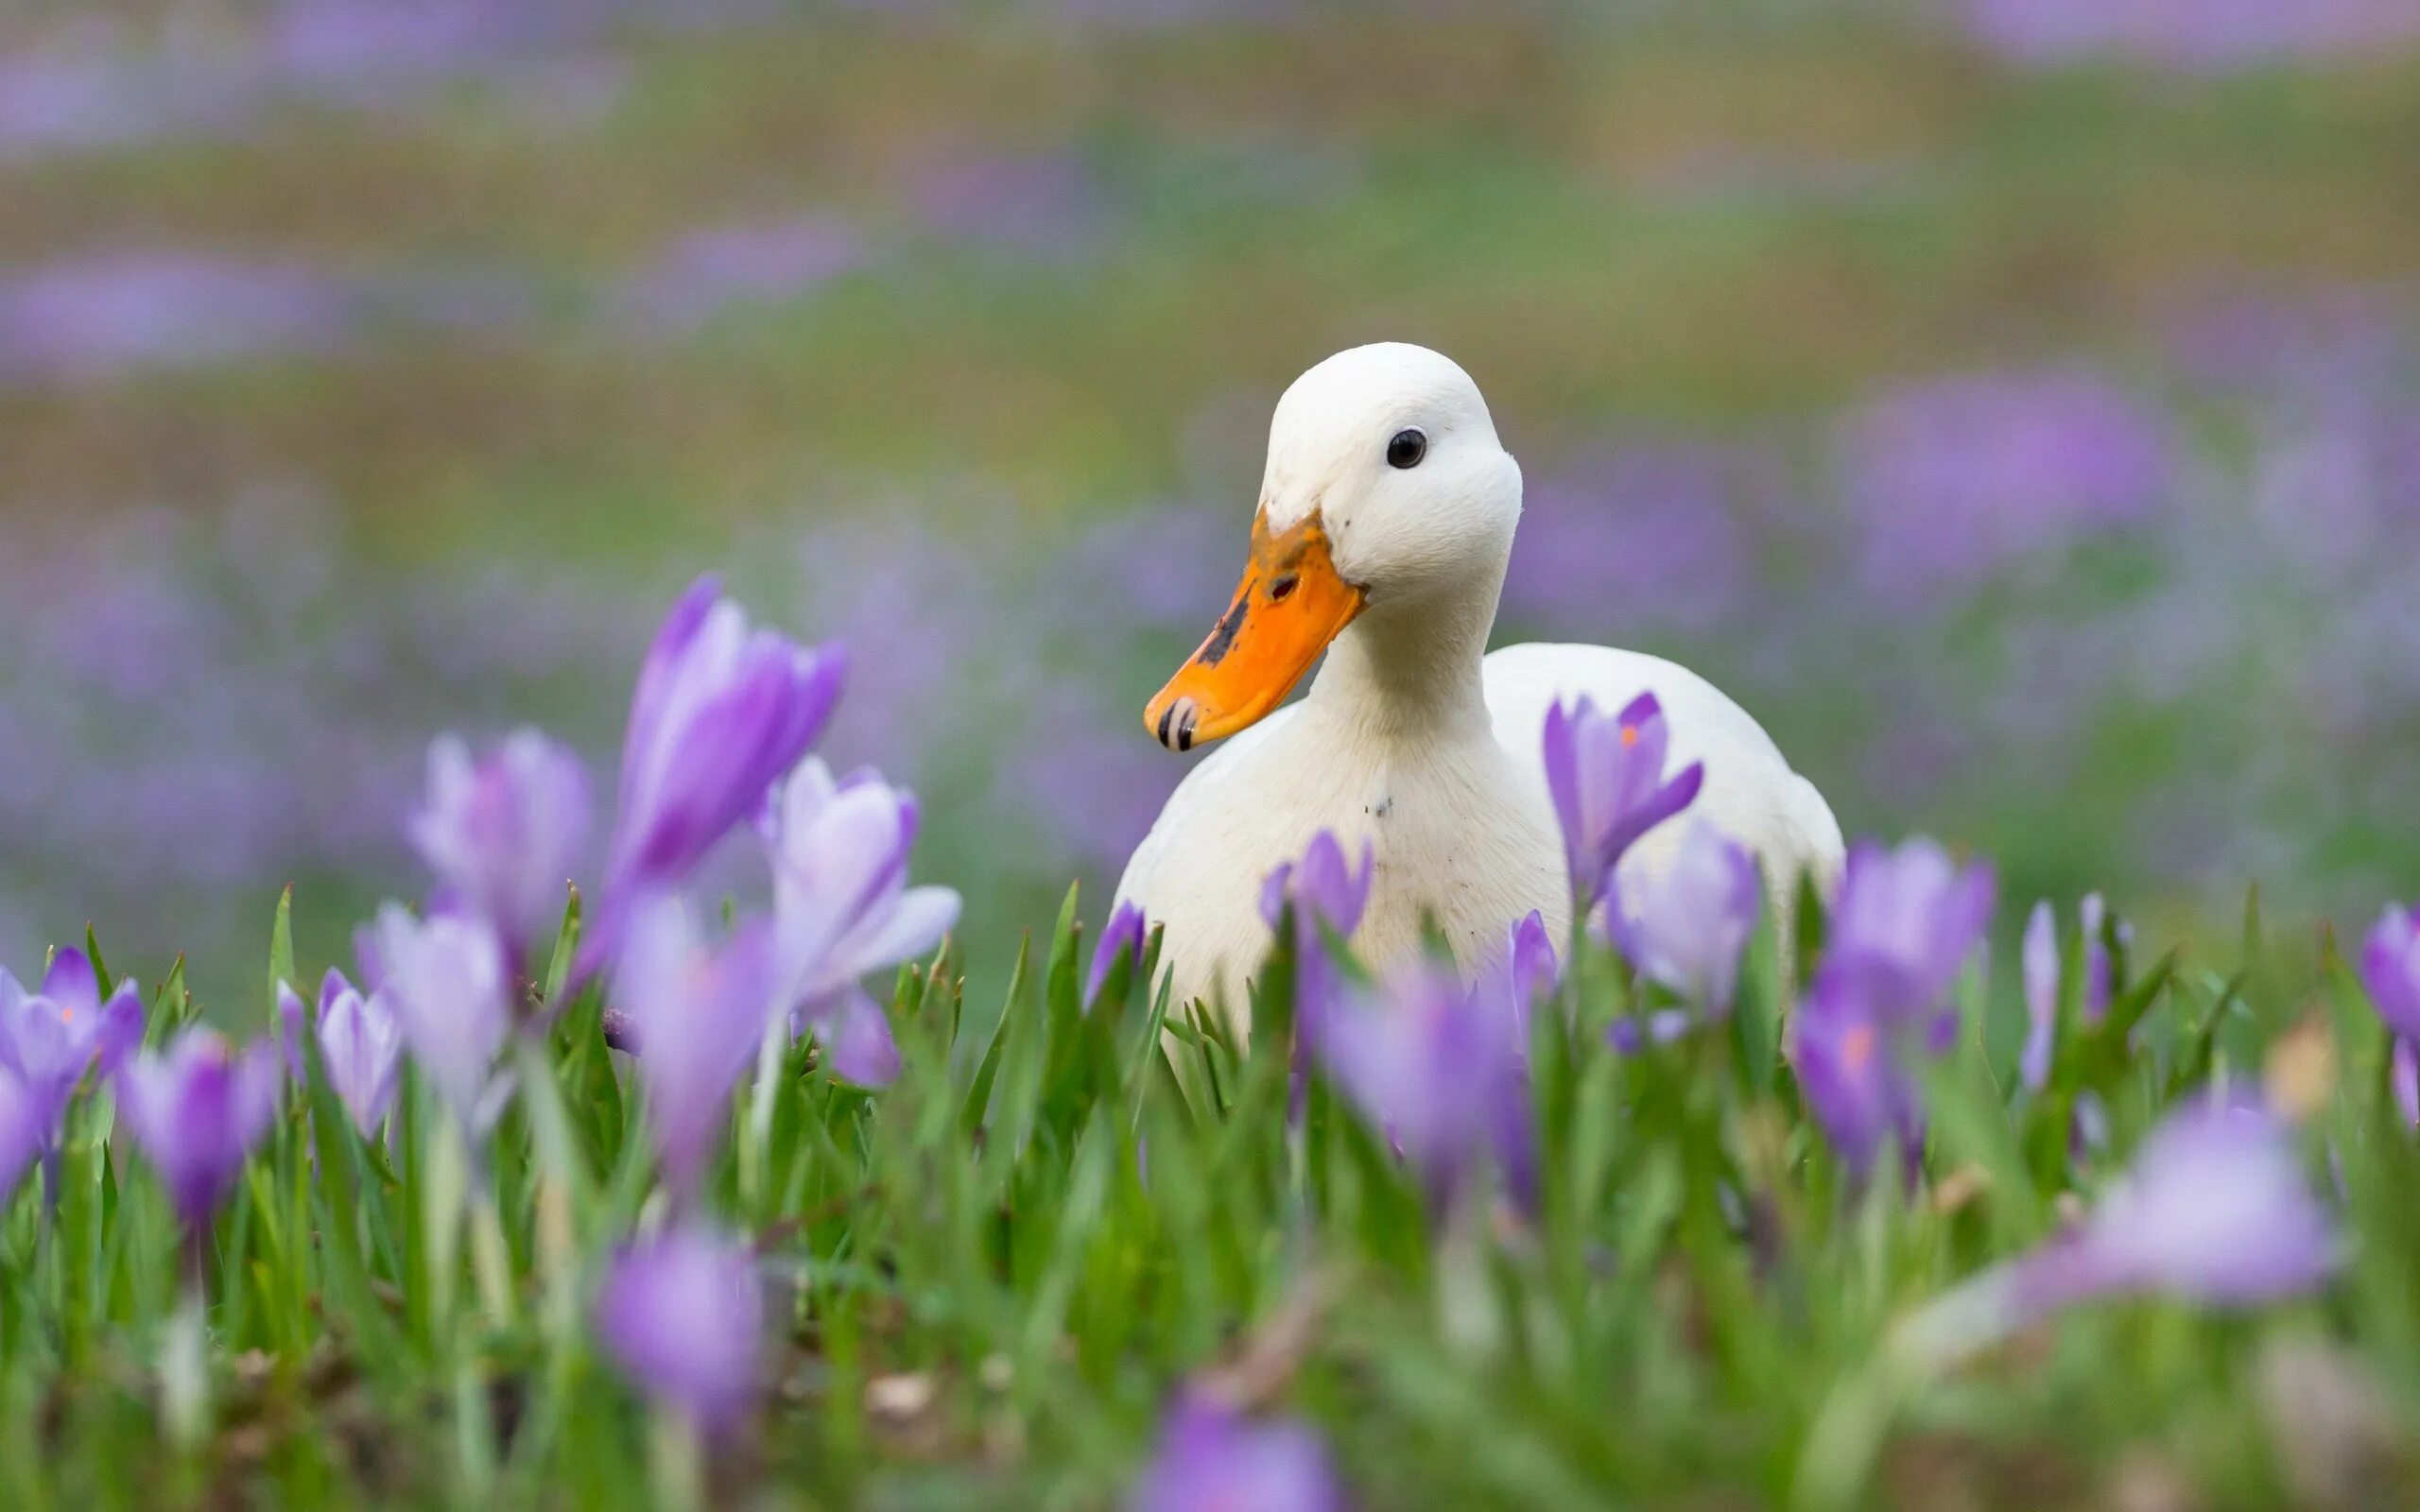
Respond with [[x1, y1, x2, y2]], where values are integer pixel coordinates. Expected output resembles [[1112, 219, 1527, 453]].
[[763, 759, 959, 1087], [368, 904, 511, 1138], [0, 1072, 40, 1204], [614, 897, 776, 1203], [591, 576, 845, 965], [2021, 901, 2058, 1092], [1605, 820, 1760, 1014], [1506, 908, 1560, 1015], [0, 948, 146, 1131], [1541, 693, 1704, 907], [1317, 963, 1533, 1208], [1131, 1397, 1343, 1512], [1088, 901, 1151, 1002], [1790, 970, 1922, 1177], [116, 1029, 282, 1228], [2395, 1040, 2419, 1129], [594, 1225, 765, 1436], [1822, 838, 1996, 1033], [278, 969, 403, 1137], [2360, 904, 2420, 1042], [409, 728, 591, 957], [1258, 831, 1374, 941]]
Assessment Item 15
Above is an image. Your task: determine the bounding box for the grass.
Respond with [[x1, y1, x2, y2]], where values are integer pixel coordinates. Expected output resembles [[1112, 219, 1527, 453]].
[[3, 871, 2414, 1510]]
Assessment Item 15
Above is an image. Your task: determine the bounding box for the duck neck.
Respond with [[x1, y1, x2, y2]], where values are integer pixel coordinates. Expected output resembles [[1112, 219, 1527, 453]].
[[1306, 558, 1505, 746]]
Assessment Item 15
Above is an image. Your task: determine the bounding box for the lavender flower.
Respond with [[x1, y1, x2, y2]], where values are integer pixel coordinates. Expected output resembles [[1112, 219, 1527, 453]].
[[595, 1226, 765, 1436], [1131, 1397, 1343, 1512], [1605, 820, 1759, 1014], [1905, 1096, 2337, 1366], [617, 216, 867, 331], [116, 1030, 283, 1228], [2360, 904, 2420, 1042], [1541, 693, 1704, 907], [614, 897, 776, 1203], [409, 729, 591, 956], [368, 904, 511, 1138], [0, 948, 146, 1130], [593, 577, 844, 963], [764, 759, 960, 1087], [1317, 963, 1532, 1207], [278, 969, 403, 1137], [1089, 901, 1151, 1002]]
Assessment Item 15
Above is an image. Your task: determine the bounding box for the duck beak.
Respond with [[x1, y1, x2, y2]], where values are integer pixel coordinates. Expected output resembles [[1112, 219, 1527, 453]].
[[1144, 511, 1366, 751]]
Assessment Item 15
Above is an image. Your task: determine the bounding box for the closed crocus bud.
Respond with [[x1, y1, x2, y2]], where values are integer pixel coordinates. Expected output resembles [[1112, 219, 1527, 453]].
[[116, 1030, 283, 1229], [1506, 909, 1559, 1015], [1088, 901, 1151, 1003], [1607, 819, 1759, 1015], [1259, 831, 1374, 943], [1131, 1398, 1343, 1512], [410, 729, 592, 957], [595, 1225, 765, 1437], [370, 904, 511, 1139], [763, 759, 959, 1087], [614, 897, 776, 1205], [0, 948, 146, 1132], [2020, 901, 2058, 1093], [590, 576, 845, 968], [281, 970, 404, 1138], [1541, 692, 1704, 907]]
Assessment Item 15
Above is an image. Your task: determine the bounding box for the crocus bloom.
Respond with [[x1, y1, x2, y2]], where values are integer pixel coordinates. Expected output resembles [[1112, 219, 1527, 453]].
[[1903, 1096, 2337, 1366], [1605, 820, 1759, 1014], [116, 1030, 283, 1228], [0, 948, 146, 1131], [1791, 967, 1924, 1177], [763, 759, 959, 1086], [2020, 901, 2058, 1092], [595, 1225, 764, 1436], [1131, 1397, 1343, 1512], [614, 897, 776, 1203], [1259, 831, 1375, 942], [409, 728, 591, 956], [1506, 909, 1559, 1015], [1088, 901, 1150, 1002], [1822, 838, 1996, 1034], [593, 576, 845, 960], [1541, 692, 1704, 906], [0, 1072, 39, 1204], [278, 969, 403, 1137], [1317, 963, 1532, 1208], [369, 904, 511, 1138], [2360, 904, 2420, 1042]]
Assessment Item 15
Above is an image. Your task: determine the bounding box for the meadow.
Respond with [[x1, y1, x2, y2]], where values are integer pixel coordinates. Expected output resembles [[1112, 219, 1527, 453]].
[[2, 1, 2419, 1506]]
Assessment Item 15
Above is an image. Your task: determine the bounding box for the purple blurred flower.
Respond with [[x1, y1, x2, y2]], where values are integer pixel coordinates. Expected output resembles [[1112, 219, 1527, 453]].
[[2360, 904, 2420, 1042], [0, 948, 145, 1131], [1131, 1397, 1343, 1512], [0, 1071, 38, 1203], [1961, 0, 2420, 72], [1542, 693, 1704, 908], [1605, 820, 1760, 1013], [764, 759, 959, 1087], [0, 253, 360, 385], [409, 729, 592, 957], [1823, 838, 1996, 1033], [1791, 971, 1925, 1177], [1506, 909, 1560, 1017], [1259, 831, 1374, 941], [368, 904, 511, 1138], [1835, 369, 2172, 611], [2396, 1040, 2419, 1129], [592, 576, 845, 963], [279, 969, 403, 1138], [1500, 443, 1757, 639], [1318, 963, 1533, 1208], [2021, 902, 2058, 1092], [116, 1030, 283, 1228], [1089, 901, 1151, 1002], [615, 897, 776, 1203], [911, 149, 1111, 261], [618, 215, 867, 331], [595, 1225, 764, 1436]]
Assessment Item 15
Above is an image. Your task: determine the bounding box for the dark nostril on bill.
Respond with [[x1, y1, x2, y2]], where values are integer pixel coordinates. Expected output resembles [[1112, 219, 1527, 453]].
[[1270, 574, 1299, 601], [1156, 705, 1177, 747]]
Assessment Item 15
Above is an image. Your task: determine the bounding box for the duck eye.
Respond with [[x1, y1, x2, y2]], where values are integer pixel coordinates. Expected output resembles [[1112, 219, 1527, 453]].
[[1386, 427, 1427, 470]]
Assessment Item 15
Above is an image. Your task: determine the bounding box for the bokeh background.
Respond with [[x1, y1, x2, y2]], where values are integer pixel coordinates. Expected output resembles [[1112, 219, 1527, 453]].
[[2, 0, 2416, 1011]]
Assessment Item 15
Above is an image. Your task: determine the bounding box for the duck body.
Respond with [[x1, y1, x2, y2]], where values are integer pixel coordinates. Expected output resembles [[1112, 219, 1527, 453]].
[[1115, 342, 1842, 1022]]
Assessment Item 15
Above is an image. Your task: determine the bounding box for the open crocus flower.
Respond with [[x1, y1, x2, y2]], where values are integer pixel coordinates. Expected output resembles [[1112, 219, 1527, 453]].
[[409, 728, 592, 960], [1130, 1397, 1343, 1512], [1542, 691, 1704, 908], [595, 1225, 765, 1438], [1821, 838, 1996, 1035], [2360, 903, 2420, 1040], [1258, 830, 1374, 943], [1605, 819, 1759, 1016], [1317, 962, 1532, 1209], [764, 759, 960, 1087], [116, 1030, 283, 1229], [278, 969, 403, 1138], [369, 905, 513, 1139], [614, 897, 776, 1204], [1087, 901, 1151, 1003], [589, 576, 845, 968], [0, 948, 146, 1132], [1901, 1096, 2337, 1366]]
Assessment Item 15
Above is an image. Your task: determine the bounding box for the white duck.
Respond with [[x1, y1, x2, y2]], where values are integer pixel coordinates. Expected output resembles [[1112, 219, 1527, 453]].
[[1115, 343, 1841, 1021]]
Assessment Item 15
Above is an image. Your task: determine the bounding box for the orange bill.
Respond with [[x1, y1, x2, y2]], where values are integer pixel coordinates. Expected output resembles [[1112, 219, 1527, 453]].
[[1144, 512, 1366, 751]]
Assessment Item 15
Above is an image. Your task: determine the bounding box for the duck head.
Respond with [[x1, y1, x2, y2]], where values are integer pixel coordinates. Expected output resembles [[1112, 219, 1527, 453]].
[[1145, 342, 1521, 751]]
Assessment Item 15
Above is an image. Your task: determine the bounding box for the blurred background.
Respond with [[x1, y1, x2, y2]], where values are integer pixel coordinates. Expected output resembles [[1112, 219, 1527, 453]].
[[1, 0, 2415, 1010]]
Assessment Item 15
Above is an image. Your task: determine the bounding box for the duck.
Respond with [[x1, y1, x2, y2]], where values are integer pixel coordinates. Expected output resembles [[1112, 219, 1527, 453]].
[[1114, 342, 1842, 1022]]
